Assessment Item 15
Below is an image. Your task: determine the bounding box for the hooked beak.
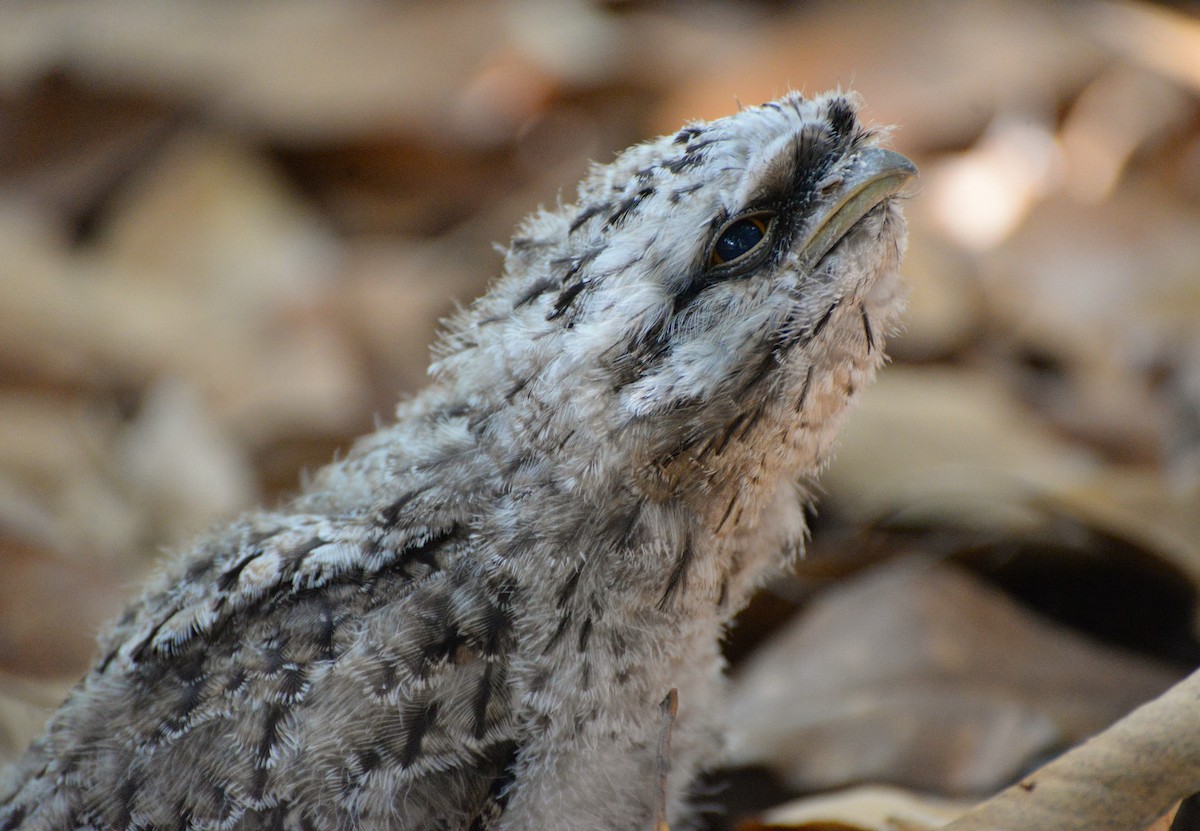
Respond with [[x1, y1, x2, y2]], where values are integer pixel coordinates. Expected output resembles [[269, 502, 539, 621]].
[[796, 147, 916, 271]]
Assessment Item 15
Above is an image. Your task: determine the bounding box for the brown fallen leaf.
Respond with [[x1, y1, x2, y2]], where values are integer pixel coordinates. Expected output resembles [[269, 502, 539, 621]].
[[1084, 0, 1200, 95], [651, 0, 1104, 152], [822, 366, 1100, 529], [726, 558, 1181, 793], [939, 665, 1200, 830]]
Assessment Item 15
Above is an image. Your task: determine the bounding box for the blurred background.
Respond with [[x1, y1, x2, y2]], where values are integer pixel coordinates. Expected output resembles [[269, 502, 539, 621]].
[[1, 0, 1199, 825]]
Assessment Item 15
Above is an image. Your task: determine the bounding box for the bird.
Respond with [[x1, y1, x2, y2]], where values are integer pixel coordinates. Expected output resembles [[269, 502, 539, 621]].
[[0, 90, 914, 831]]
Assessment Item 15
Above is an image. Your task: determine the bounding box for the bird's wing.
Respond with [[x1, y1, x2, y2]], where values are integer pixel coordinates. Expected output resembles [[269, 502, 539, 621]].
[[1, 509, 522, 831]]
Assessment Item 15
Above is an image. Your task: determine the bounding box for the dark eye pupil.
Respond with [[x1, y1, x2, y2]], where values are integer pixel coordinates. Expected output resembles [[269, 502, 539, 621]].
[[713, 217, 766, 265]]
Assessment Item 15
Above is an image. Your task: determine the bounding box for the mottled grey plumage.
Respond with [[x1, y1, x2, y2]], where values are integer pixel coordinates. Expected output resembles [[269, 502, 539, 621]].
[[1, 91, 912, 831]]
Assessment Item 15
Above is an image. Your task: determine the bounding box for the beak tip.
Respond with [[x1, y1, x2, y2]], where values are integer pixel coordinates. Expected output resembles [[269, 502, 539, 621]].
[[875, 148, 918, 180]]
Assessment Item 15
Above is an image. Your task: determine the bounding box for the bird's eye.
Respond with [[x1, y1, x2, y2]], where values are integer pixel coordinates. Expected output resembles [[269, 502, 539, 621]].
[[710, 213, 774, 268]]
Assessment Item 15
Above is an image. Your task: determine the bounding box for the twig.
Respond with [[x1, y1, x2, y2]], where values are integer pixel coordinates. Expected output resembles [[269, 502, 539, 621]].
[[654, 688, 680, 831]]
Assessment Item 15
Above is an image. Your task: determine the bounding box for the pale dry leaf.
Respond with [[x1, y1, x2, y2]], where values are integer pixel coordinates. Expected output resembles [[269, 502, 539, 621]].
[[1142, 804, 1180, 831], [651, 0, 1104, 151], [1084, 0, 1200, 94], [115, 379, 257, 545], [886, 225, 985, 363], [974, 181, 1200, 463], [758, 785, 972, 831], [1053, 469, 1200, 632], [0, 201, 105, 385], [95, 131, 365, 443], [0, 392, 110, 499], [334, 241, 482, 398], [504, 0, 625, 87], [1165, 337, 1200, 493], [0, 130, 368, 451], [939, 665, 1200, 831], [98, 131, 338, 313], [922, 114, 1061, 252], [0, 393, 147, 566], [1059, 63, 1196, 204], [823, 366, 1099, 530], [0, 0, 510, 142], [727, 559, 1180, 793]]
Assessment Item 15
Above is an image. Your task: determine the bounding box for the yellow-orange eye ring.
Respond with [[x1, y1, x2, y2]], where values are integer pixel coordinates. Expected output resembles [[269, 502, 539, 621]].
[[709, 213, 774, 268]]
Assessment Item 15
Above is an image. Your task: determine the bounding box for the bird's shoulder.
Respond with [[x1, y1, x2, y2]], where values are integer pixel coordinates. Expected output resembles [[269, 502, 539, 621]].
[[2, 500, 524, 830]]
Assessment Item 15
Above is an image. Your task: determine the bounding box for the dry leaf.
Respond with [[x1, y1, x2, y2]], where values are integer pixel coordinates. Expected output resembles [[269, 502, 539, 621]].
[[754, 785, 972, 831], [940, 666, 1200, 830], [727, 559, 1180, 793], [823, 366, 1099, 530]]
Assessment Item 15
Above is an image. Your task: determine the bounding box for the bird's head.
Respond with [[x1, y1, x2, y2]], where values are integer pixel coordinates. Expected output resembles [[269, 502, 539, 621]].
[[433, 92, 914, 511]]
